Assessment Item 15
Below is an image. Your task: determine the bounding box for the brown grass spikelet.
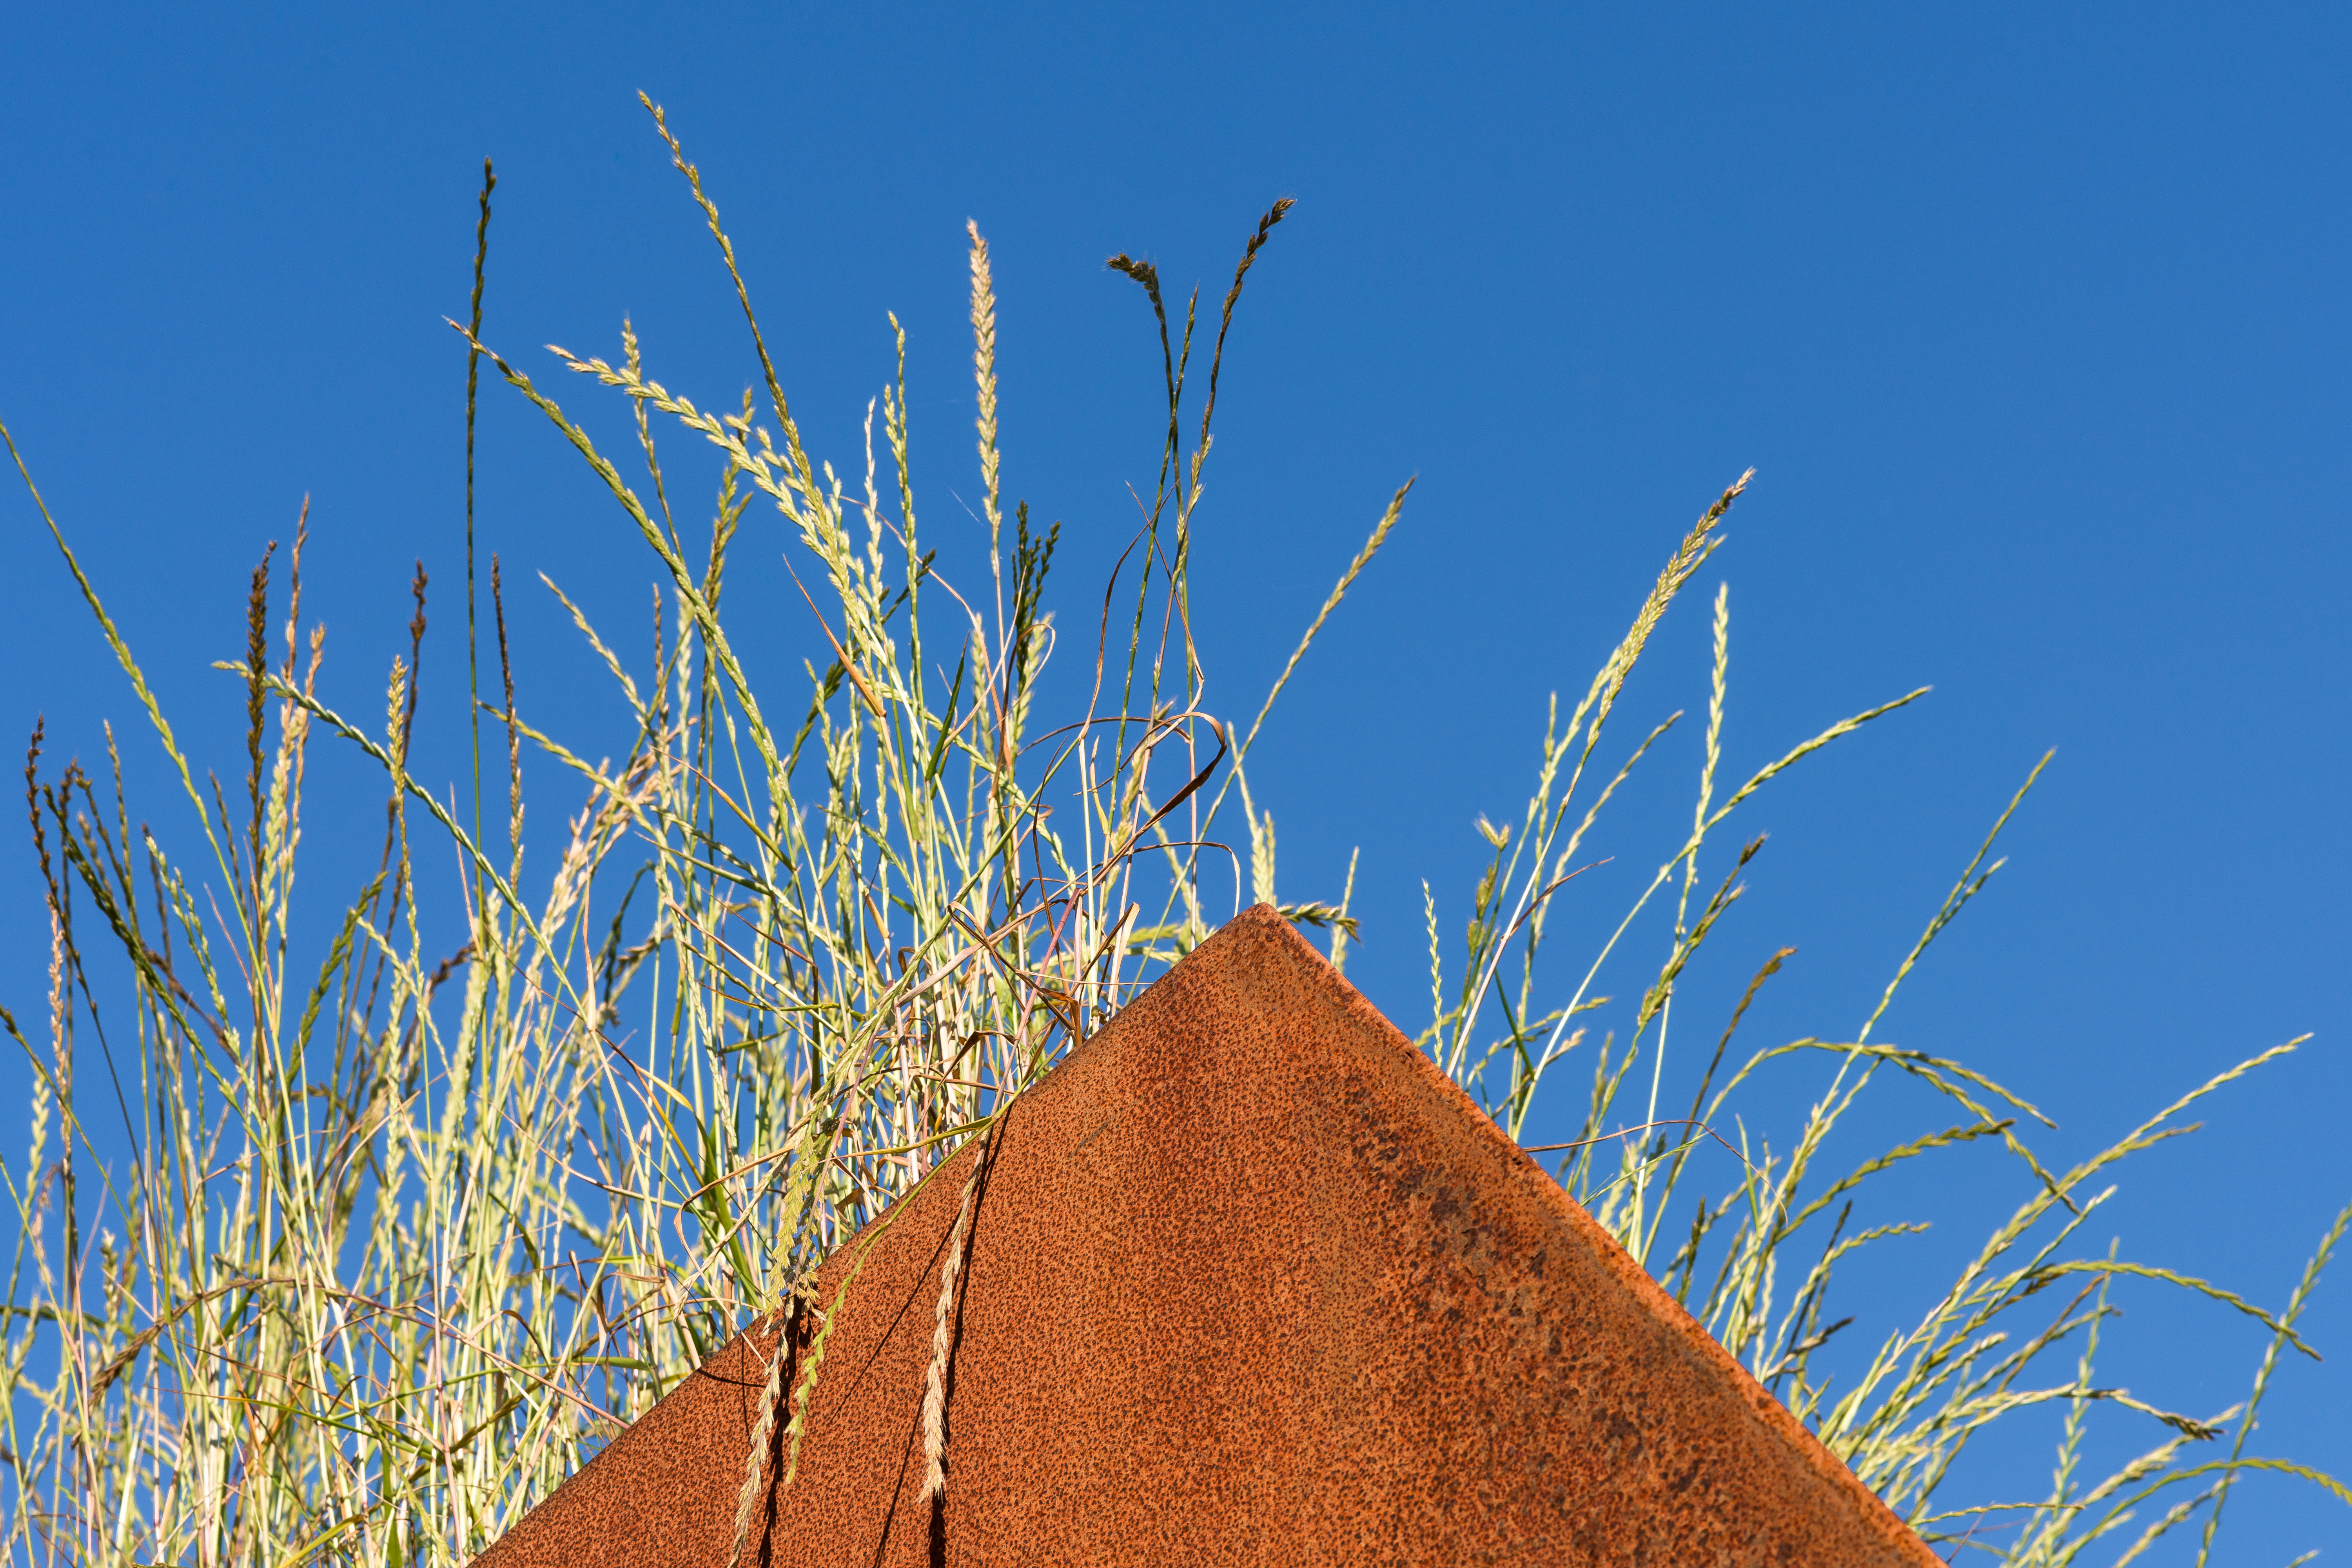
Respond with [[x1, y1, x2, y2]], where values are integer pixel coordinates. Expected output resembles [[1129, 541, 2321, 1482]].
[[920, 1128, 994, 1504], [397, 559, 428, 773], [781, 1248, 870, 1490], [724, 1309, 791, 1568], [1103, 251, 1161, 298], [1201, 196, 1294, 442], [242, 540, 276, 890], [491, 555, 523, 861], [1104, 250, 1180, 499]]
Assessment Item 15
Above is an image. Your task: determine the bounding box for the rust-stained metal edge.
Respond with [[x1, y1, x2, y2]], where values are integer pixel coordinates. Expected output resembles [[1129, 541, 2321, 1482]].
[[474, 904, 1941, 1567]]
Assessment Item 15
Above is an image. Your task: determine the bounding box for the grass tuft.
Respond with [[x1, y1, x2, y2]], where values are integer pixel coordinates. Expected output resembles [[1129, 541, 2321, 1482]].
[[0, 106, 2341, 1568]]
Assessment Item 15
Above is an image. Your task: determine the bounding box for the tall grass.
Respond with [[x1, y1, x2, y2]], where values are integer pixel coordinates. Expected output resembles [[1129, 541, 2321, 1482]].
[[0, 103, 2344, 1566]]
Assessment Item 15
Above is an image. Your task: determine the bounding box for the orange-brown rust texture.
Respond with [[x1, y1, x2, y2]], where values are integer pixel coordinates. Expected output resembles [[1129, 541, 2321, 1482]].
[[475, 905, 1938, 1567]]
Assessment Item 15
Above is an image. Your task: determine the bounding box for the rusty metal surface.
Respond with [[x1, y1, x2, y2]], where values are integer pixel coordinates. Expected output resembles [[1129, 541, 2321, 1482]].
[[476, 905, 1939, 1567]]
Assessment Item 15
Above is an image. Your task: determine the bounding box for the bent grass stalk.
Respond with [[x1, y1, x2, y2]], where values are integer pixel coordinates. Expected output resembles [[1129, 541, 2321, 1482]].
[[0, 103, 2341, 1568]]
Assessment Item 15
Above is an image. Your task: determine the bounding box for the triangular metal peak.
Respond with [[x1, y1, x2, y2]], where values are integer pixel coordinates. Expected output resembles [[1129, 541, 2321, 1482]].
[[477, 905, 1938, 1567]]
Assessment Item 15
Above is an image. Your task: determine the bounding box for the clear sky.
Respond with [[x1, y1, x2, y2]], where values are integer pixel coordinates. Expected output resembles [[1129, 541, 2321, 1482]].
[[3, 1, 2346, 1556]]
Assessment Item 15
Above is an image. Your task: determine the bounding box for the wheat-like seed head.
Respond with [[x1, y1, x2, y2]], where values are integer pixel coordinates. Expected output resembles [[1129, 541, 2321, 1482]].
[[920, 1135, 991, 1506], [724, 1312, 791, 1568], [967, 221, 1001, 547]]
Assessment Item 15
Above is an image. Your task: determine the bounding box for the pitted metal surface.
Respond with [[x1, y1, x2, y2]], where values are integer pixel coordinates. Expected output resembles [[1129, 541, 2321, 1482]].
[[475, 905, 1938, 1566]]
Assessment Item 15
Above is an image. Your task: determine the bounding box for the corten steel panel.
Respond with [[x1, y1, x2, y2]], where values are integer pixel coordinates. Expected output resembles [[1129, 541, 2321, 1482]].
[[475, 905, 1938, 1567]]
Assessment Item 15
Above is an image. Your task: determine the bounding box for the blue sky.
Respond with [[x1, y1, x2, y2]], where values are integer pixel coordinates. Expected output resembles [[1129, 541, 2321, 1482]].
[[3, 1, 2346, 1555]]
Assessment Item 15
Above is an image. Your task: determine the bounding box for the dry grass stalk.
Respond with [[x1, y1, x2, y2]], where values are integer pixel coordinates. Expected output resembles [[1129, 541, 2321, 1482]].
[[0, 100, 2339, 1568]]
